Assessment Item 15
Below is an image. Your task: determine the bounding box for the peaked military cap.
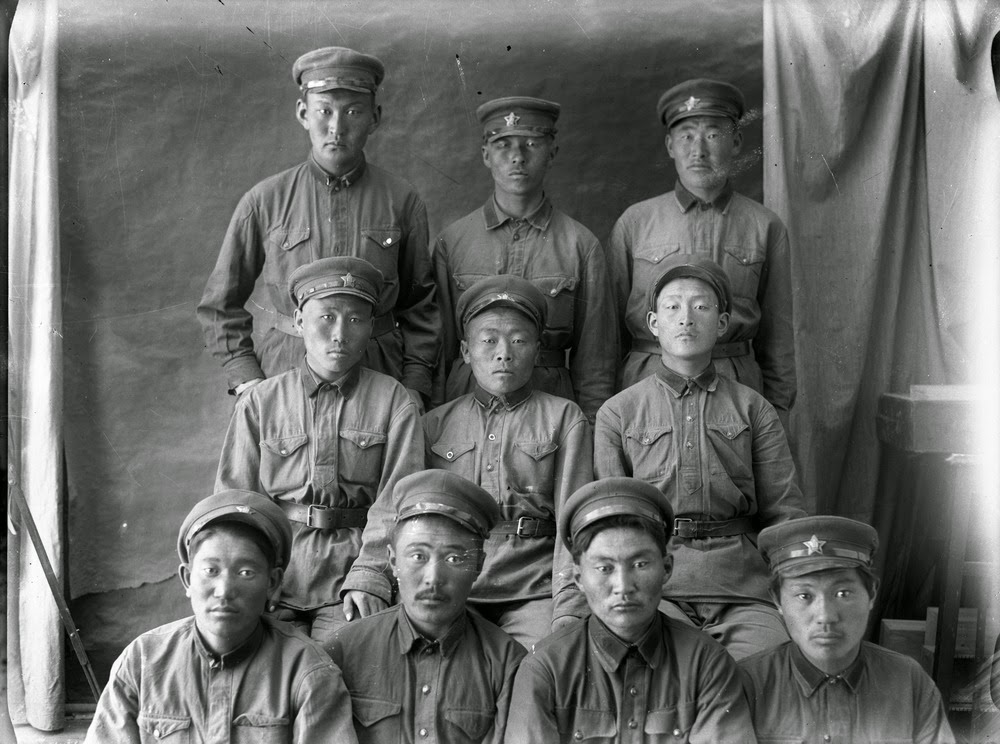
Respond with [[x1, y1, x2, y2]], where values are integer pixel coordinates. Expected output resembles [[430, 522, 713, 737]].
[[288, 256, 383, 308], [477, 96, 560, 143], [758, 516, 879, 578], [657, 78, 744, 129], [457, 274, 548, 332], [293, 46, 385, 94], [394, 470, 501, 540], [560, 477, 674, 551], [648, 254, 733, 314], [178, 489, 293, 569]]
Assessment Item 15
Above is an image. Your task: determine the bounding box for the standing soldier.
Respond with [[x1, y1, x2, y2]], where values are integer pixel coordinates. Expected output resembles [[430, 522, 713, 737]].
[[199, 46, 438, 411], [433, 96, 617, 421], [607, 78, 795, 426]]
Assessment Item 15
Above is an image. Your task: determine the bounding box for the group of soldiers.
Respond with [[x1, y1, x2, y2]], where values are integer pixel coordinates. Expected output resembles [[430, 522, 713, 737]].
[[85, 46, 955, 742]]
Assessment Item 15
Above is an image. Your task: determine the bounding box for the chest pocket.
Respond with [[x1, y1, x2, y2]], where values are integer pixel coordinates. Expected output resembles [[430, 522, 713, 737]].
[[623, 426, 673, 481], [352, 696, 401, 737], [508, 439, 559, 498], [137, 713, 191, 743], [443, 708, 494, 741], [633, 241, 681, 268], [429, 440, 477, 478], [265, 227, 313, 293], [260, 434, 310, 496], [705, 420, 752, 480], [333, 429, 387, 493], [556, 707, 617, 741], [361, 227, 402, 289], [644, 703, 695, 741], [721, 243, 765, 300], [532, 275, 577, 332], [232, 713, 290, 744]]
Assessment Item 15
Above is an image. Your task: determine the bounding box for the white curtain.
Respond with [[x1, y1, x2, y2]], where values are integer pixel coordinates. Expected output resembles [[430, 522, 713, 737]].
[[7, 0, 64, 730]]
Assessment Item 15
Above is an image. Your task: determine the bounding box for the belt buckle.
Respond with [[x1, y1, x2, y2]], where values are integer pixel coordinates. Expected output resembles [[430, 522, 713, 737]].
[[307, 503, 332, 529], [672, 517, 693, 536], [515, 516, 537, 538]]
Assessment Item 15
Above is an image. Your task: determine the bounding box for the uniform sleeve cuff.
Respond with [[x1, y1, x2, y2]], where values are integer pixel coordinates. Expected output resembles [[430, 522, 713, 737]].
[[401, 364, 433, 400], [340, 568, 392, 604], [223, 356, 266, 391]]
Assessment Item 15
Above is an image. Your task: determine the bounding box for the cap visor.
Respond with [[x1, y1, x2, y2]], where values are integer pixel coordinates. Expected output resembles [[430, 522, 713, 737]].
[[487, 127, 553, 143], [300, 287, 377, 306], [307, 82, 373, 94], [777, 556, 865, 578], [669, 108, 737, 126]]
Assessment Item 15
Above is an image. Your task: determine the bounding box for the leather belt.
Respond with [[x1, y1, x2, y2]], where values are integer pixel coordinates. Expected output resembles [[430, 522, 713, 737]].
[[272, 310, 396, 338], [276, 500, 368, 530], [672, 516, 754, 539], [630, 339, 751, 359], [535, 349, 566, 368], [493, 517, 557, 538]]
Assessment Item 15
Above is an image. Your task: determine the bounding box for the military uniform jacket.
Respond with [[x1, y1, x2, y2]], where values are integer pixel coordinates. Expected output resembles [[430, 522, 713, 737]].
[[329, 606, 526, 744], [740, 641, 956, 743], [421, 386, 593, 620], [215, 362, 423, 609], [433, 196, 617, 420], [606, 181, 795, 412], [594, 365, 805, 604], [506, 614, 757, 743], [198, 156, 439, 397], [86, 616, 358, 744]]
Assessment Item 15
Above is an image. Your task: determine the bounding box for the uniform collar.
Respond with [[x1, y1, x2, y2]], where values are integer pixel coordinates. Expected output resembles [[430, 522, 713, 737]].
[[300, 360, 361, 399], [588, 614, 664, 674], [394, 605, 468, 658], [307, 153, 367, 190], [789, 642, 866, 696], [193, 619, 264, 670], [473, 382, 533, 412], [674, 179, 734, 213], [654, 361, 718, 397], [483, 194, 553, 232]]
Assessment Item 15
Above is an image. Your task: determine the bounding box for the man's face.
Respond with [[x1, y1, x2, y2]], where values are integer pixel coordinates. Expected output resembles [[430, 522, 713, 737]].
[[574, 526, 671, 643], [647, 277, 729, 365], [296, 90, 380, 176], [481, 135, 556, 202], [778, 568, 876, 675], [460, 308, 538, 397], [294, 294, 374, 381], [389, 516, 482, 640], [180, 526, 281, 656], [666, 115, 741, 198]]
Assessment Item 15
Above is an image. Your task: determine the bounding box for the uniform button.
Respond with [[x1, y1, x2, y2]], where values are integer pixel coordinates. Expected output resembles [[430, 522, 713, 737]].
[[574, 733, 583, 741], [446, 451, 454, 459], [282, 241, 289, 248], [384, 238, 392, 245], [642, 437, 650, 444], [629, 686, 637, 696], [686, 416, 693, 422], [628, 719, 638, 729], [153, 729, 161, 739], [359, 439, 367, 446], [419, 728, 428, 737], [280, 449, 287, 455], [550, 289, 558, 296], [673, 729, 682, 737], [421, 684, 431, 694], [823, 736, 831, 742], [486, 464, 494, 471], [512, 233, 521, 241], [488, 434, 496, 441], [685, 441, 694, 449]]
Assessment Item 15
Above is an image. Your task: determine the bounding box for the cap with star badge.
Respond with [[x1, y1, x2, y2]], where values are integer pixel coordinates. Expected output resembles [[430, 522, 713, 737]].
[[178, 489, 293, 568], [648, 254, 733, 314], [477, 96, 560, 144], [456, 274, 548, 333], [656, 78, 745, 129], [288, 256, 384, 309], [393, 470, 501, 540], [292, 46, 385, 95], [757, 516, 879, 578], [560, 477, 674, 551]]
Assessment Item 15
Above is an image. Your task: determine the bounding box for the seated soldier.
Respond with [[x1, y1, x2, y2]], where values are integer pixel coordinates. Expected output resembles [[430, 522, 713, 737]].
[[329, 470, 526, 744], [594, 255, 805, 659], [86, 490, 358, 743], [740, 516, 956, 743], [507, 477, 756, 742], [420, 274, 592, 648], [215, 256, 423, 650]]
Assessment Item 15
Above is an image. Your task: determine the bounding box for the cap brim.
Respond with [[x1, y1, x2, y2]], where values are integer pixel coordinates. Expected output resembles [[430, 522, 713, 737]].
[[299, 287, 377, 306], [668, 108, 737, 127], [486, 127, 554, 143], [777, 556, 865, 578], [465, 298, 541, 328], [306, 82, 374, 94]]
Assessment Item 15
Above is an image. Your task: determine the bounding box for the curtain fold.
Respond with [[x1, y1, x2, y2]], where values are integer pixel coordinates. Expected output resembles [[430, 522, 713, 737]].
[[7, 0, 64, 729]]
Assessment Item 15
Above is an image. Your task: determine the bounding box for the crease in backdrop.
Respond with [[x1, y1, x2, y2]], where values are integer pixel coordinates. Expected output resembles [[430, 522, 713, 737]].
[[7, 0, 65, 729]]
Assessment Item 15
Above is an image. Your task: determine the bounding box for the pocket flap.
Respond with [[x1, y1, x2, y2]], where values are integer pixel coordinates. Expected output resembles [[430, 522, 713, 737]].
[[431, 441, 476, 461], [362, 227, 402, 249], [634, 241, 681, 265], [271, 227, 311, 252], [443, 708, 493, 739], [625, 426, 673, 446], [724, 244, 765, 266], [352, 696, 401, 727], [556, 707, 617, 739], [453, 272, 488, 291], [137, 713, 192, 738], [533, 275, 578, 298], [340, 429, 388, 449], [233, 713, 289, 727], [706, 421, 749, 440], [261, 434, 309, 457], [644, 704, 693, 737], [514, 439, 559, 460]]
